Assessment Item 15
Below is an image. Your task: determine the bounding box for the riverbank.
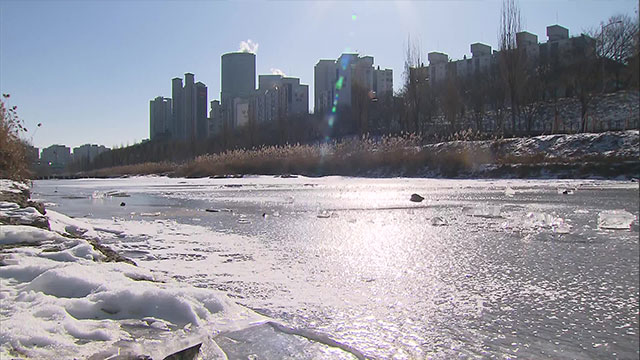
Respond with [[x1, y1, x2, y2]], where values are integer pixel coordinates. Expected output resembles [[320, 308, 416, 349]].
[[75, 130, 639, 179]]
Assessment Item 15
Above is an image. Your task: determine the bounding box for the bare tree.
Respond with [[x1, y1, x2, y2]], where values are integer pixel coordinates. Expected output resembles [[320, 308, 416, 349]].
[[351, 82, 371, 136], [442, 77, 461, 134], [589, 14, 639, 64], [402, 36, 424, 133], [466, 72, 488, 133], [487, 60, 506, 134], [519, 65, 544, 134], [498, 0, 524, 134]]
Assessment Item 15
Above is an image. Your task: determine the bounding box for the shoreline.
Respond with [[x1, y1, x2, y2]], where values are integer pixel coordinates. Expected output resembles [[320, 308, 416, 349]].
[[55, 130, 639, 180]]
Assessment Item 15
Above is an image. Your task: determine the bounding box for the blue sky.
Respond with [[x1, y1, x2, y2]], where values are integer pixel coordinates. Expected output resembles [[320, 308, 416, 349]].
[[1, 0, 637, 150]]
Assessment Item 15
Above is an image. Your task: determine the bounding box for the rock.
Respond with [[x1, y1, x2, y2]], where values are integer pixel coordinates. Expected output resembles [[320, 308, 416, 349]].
[[205, 209, 219, 213], [410, 194, 424, 202], [120, 202, 126, 207], [27, 200, 46, 215]]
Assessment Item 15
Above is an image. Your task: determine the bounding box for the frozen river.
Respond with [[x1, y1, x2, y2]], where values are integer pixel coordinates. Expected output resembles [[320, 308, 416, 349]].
[[32, 177, 639, 359]]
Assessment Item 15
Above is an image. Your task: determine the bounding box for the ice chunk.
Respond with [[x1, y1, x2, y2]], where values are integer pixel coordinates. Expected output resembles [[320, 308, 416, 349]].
[[524, 212, 571, 233], [598, 210, 636, 230], [552, 219, 572, 234], [317, 211, 331, 219], [463, 206, 502, 218], [91, 191, 105, 199], [140, 212, 161, 217], [505, 187, 516, 197], [430, 216, 448, 226], [526, 212, 556, 227]]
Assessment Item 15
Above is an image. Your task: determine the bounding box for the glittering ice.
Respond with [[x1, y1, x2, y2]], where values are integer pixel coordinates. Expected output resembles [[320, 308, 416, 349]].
[[598, 210, 637, 230]]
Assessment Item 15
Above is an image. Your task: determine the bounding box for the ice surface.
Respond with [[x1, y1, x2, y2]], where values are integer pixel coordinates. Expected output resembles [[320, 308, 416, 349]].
[[25, 176, 640, 359], [598, 210, 637, 230]]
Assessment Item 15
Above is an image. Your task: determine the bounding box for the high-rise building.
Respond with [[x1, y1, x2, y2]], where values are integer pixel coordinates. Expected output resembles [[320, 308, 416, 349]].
[[72, 144, 109, 163], [150, 96, 172, 140], [41, 145, 71, 167], [254, 74, 309, 124], [422, 24, 594, 86], [171, 77, 184, 140], [373, 67, 393, 98], [314, 53, 391, 115], [208, 100, 222, 137], [314, 59, 338, 115], [183, 73, 196, 141], [195, 82, 208, 141], [221, 52, 256, 129]]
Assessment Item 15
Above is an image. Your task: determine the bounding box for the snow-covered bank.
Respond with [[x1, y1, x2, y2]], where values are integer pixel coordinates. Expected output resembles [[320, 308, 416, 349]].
[[0, 211, 263, 358], [420, 130, 640, 178]]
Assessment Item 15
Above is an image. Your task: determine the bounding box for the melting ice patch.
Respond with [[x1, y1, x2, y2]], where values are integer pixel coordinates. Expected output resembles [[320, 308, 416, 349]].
[[598, 210, 637, 230]]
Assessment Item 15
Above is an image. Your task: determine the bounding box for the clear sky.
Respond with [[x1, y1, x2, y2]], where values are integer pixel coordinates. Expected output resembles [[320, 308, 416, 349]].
[[1, 0, 637, 150]]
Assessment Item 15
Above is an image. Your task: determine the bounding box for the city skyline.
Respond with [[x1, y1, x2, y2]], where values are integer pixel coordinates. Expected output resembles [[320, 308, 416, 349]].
[[1, 0, 636, 149]]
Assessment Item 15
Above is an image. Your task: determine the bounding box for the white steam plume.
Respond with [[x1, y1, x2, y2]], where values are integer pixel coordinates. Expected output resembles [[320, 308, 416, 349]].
[[270, 68, 286, 76], [239, 39, 259, 54]]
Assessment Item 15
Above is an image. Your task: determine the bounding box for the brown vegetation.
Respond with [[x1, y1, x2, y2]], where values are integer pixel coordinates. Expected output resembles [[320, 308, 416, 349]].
[[0, 95, 31, 180], [76, 130, 638, 179]]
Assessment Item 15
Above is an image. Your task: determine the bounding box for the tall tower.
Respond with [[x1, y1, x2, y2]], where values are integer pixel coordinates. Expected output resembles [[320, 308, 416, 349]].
[[195, 82, 208, 140], [183, 73, 196, 141], [221, 52, 256, 129], [150, 96, 172, 141], [171, 77, 184, 140]]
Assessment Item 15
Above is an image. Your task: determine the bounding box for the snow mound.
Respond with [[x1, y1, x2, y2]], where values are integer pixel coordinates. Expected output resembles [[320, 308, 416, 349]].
[[47, 209, 100, 239], [0, 179, 29, 194], [0, 220, 265, 358], [0, 205, 48, 227], [0, 225, 61, 245]]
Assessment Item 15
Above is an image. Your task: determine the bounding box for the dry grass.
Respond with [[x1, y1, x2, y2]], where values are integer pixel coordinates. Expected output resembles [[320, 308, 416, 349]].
[[82, 161, 176, 178], [0, 98, 30, 180], [79, 132, 638, 179]]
